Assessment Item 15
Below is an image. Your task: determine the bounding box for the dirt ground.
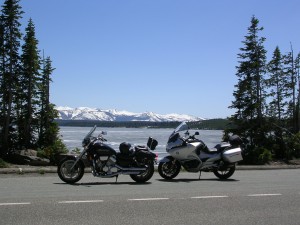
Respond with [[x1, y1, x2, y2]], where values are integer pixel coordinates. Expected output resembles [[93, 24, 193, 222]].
[[267, 159, 300, 165]]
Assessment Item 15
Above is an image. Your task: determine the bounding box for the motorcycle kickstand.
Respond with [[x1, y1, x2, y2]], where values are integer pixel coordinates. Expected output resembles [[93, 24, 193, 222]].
[[115, 175, 119, 183], [199, 171, 201, 180]]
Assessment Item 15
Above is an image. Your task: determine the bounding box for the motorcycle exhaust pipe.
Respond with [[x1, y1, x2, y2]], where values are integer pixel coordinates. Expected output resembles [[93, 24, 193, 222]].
[[115, 164, 147, 172], [97, 170, 142, 178]]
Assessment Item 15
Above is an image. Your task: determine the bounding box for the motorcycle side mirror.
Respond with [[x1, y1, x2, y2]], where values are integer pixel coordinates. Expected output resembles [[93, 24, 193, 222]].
[[100, 131, 107, 135], [195, 131, 199, 135]]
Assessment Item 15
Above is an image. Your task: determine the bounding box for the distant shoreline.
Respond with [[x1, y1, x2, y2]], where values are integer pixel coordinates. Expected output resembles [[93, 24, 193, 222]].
[[55, 119, 229, 130]]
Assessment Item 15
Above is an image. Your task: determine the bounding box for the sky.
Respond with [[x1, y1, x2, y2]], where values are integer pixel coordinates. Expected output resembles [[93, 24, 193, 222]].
[[12, 0, 300, 119]]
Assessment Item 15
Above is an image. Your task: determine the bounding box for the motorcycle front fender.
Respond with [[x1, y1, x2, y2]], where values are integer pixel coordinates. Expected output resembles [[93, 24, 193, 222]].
[[159, 155, 174, 163], [58, 154, 88, 168]]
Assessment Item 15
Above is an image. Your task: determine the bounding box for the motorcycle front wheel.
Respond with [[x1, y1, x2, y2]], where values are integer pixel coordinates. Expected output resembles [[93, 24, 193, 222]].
[[57, 158, 84, 184], [213, 165, 235, 179], [158, 159, 181, 180], [130, 161, 154, 183]]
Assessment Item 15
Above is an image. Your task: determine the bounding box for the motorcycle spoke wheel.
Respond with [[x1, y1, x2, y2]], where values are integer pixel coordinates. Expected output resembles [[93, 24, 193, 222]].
[[213, 165, 235, 180], [57, 159, 84, 184], [158, 160, 181, 180]]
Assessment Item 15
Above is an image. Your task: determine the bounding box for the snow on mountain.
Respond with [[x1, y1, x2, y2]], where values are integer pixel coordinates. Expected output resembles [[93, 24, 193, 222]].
[[56, 107, 204, 122]]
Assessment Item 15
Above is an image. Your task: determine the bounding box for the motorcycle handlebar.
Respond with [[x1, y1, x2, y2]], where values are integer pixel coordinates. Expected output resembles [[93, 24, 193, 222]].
[[97, 135, 107, 142]]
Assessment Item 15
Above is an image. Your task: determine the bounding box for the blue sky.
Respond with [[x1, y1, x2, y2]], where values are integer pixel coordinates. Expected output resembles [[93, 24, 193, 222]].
[[16, 0, 300, 118]]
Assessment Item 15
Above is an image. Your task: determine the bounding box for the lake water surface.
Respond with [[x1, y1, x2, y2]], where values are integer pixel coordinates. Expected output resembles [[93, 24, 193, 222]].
[[59, 126, 224, 157]]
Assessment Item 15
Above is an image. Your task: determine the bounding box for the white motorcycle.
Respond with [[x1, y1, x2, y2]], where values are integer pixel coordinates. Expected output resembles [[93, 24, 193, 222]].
[[158, 122, 243, 180]]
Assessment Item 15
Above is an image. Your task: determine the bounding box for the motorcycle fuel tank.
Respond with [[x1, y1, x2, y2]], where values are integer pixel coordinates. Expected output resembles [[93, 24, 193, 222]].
[[90, 142, 116, 156]]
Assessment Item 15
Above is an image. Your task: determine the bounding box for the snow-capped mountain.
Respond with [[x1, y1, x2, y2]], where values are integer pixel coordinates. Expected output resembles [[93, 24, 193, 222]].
[[56, 107, 204, 122]]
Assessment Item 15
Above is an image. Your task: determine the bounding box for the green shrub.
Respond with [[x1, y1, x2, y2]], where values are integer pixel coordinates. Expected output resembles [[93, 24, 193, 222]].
[[39, 169, 45, 175], [38, 139, 68, 163], [258, 148, 273, 164], [71, 148, 81, 155], [242, 146, 273, 165], [287, 132, 300, 158]]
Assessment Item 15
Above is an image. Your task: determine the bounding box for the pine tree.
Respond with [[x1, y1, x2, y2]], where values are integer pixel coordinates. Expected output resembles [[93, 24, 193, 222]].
[[19, 18, 41, 149], [282, 46, 297, 132], [229, 16, 267, 147], [0, 17, 4, 124], [295, 53, 300, 133], [266, 46, 287, 158], [266, 46, 286, 120], [0, 0, 23, 156], [38, 56, 54, 148], [38, 56, 67, 161]]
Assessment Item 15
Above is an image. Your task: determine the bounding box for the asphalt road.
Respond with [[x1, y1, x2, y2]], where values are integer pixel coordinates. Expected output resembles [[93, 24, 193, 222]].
[[0, 169, 300, 225]]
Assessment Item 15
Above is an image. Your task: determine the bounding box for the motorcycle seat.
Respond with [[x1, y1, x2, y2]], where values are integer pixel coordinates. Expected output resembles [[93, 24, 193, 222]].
[[208, 148, 218, 152], [202, 143, 229, 154], [201, 147, 221, 154], [135, 145, 148, 151]]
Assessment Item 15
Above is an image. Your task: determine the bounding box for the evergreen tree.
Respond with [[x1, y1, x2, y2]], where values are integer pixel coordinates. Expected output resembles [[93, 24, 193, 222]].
[[295, 53, 300, 133], [38, 56, 67, 161], [38, 56, 55, 148], [265, 46, 287, 158], [229, 16, 267, 147], [0, 0, 23, 156], [282, 46, 297, 132], [0, 0, 66, 162], [0, 17, 4, 123], [266, 46, 286, 120], [19, 18, 41, 149]]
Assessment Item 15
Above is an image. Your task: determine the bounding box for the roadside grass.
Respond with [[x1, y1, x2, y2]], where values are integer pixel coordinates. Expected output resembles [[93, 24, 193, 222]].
[[0, 158, 9, 168]]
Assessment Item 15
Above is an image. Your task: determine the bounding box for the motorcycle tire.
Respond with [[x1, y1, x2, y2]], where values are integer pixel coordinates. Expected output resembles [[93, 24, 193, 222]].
[[57, 158, 84, 184], [130, 162, 154, 183], [158, 158, 181, 180], [213, 165, 235, 180]]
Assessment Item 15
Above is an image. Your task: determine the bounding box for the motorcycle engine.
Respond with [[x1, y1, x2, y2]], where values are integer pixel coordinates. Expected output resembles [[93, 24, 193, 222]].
[[96, 155, 117, 174], [183, 159, 201, 170]]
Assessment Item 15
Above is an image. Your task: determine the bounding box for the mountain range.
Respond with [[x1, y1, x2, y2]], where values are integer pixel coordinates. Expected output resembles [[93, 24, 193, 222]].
[[56, 107, 204, 122]]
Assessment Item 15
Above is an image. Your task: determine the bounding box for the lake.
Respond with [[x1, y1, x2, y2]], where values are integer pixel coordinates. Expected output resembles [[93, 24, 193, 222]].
[[59, 126, 224, 158]]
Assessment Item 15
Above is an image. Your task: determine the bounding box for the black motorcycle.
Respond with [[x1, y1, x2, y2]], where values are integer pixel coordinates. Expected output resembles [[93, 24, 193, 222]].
[[57, 126, 157, 183]]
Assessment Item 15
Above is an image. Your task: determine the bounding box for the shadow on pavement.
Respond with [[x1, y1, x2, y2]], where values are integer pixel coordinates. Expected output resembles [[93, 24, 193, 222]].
[[157, 178, 239, 183], [54, 181, 152, 186]]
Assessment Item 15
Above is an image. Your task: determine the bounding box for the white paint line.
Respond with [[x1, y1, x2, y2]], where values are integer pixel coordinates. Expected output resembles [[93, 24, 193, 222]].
[[58, 200, 104, 204], [247, 194, 282, 197], [0, 202, 31, 206], [128, 198, 169, 201], [191, 196, 229, 199]]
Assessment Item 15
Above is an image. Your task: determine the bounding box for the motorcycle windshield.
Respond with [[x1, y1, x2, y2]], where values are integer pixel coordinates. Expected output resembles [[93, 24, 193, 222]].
[[82, 125, 97, 145], [167, 122, 188, 150], [174, 122, 189, 133], [168, 122, 189, 143]]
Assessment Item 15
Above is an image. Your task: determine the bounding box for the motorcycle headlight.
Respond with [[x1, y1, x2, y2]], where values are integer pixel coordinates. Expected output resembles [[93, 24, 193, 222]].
[[82, 137, 90, 147]]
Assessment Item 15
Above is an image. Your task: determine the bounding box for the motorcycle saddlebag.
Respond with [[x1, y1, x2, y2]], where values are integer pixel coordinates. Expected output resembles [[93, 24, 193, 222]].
[[135, 150, 155, 161], [119, 142, 132, 155], [147, 137, 158, 150], [223, 148, 243, 163]]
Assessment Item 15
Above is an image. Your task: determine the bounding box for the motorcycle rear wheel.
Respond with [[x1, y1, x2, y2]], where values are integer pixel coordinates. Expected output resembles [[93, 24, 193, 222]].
[[57, 158, 84, 184], [158, 159, 181, 180], [130, 162, 154, 183], [213, 165, 235, 179]]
